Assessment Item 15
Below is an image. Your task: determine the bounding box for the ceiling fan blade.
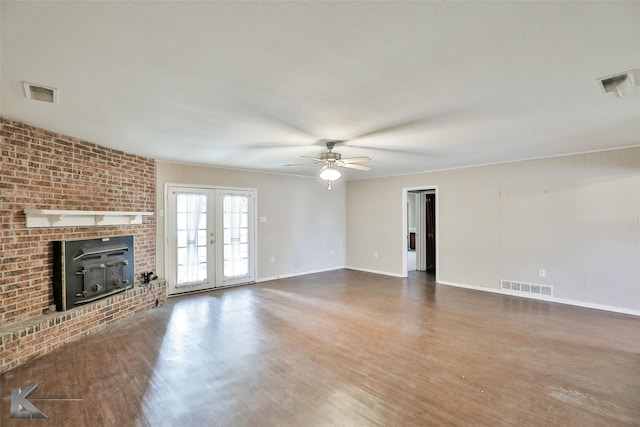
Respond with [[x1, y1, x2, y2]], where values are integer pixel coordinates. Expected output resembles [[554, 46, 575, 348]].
[[348, 118, 433, 140], [340, 163, 372, 171], [242, 142, 307, 150], [300, 156, 325, 163], [348, 107, 468, 141], [346, 145, 426, 155], [284, 162, 320, 167], [340, 156, 371, 164]]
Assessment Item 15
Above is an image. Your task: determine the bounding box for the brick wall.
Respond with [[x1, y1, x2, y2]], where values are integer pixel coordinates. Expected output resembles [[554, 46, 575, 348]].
[[0, 118, 158, 373]]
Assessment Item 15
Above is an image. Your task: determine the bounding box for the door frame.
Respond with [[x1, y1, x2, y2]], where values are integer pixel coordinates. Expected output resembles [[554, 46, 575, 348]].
[[402, 186, 439, 280], [164, 183, 258, 295]]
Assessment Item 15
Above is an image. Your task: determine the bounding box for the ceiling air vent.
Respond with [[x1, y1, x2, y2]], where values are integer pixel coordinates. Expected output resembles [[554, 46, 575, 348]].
[[597, 69, 639, 98], [23, 82, 58, 103]]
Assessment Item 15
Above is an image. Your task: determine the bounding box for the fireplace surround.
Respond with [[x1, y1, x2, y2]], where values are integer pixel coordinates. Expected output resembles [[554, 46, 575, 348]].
[[1, 118, 158, 374]]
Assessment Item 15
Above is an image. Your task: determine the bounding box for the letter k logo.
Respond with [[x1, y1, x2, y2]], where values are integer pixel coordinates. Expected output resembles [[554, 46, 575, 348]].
[[10, 384, 48, 419]]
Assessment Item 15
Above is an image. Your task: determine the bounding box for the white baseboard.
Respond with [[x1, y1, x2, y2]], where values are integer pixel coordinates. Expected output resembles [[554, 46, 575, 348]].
[[437, 280, 640, 317], [344, 266, 405, 278], [256, 266, 346, 283], [259, 270, 639, 317]]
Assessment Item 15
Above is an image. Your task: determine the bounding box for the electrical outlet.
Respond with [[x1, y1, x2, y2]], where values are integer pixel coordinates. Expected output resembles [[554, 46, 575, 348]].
[[539, 269, 546, 278], [374, 251, 379, 258], [270, 256, 275, 263]]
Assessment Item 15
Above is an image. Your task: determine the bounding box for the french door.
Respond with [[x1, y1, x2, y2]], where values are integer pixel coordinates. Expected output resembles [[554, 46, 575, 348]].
[[166, 186, 255, 295]]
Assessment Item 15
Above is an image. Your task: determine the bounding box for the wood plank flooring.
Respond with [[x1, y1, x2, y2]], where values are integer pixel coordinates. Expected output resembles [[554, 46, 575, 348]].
[[1, 269, 639, 426]]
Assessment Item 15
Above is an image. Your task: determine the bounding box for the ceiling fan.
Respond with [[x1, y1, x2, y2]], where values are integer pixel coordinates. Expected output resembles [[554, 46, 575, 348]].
[[287, 140, 372, 190]]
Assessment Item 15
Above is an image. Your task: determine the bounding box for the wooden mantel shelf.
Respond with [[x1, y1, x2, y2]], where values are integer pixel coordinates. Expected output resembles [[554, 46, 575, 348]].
[[24, 209, 154, 228]]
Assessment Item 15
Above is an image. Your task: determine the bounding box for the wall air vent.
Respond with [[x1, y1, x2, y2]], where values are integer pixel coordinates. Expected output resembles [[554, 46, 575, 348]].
[[23, 82, 58, 104], [501, 280, 553, 297], [597, 69, 639, 98]]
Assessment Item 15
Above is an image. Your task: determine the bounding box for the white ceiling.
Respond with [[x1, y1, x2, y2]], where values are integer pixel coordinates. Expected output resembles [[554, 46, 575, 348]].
[[2, 1, 639, 180]]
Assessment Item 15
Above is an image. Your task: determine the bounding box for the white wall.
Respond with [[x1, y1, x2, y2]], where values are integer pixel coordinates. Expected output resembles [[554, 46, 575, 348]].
[[156, 162, 346, 282], [407, 193, 416, 231], [346, 147, 640, 313]]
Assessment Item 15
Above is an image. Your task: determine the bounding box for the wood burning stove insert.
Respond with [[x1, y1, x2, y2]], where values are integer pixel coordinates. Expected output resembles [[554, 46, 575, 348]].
[[53, 235, 135, 311]]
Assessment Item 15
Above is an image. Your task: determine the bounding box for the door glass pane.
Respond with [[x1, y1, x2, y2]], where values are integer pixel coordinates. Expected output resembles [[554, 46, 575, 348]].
[[176, 192, 208, 285], [177, 230, 187, 247], [197, 229, 206, 244], [222, 194, 249, 278], [177, 213, 187, 229]]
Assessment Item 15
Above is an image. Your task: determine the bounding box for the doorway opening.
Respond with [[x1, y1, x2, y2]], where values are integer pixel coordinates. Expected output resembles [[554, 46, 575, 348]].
[[403, 187, 437, 280]]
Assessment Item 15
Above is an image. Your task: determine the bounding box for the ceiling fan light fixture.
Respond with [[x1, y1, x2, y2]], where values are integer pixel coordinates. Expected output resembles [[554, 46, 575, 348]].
[[319, 164, 341, 181]]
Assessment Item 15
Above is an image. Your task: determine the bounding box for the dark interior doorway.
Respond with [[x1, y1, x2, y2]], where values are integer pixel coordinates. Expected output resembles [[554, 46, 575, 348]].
[[407, 189, 436, 276], [425, 193, 436, 274]]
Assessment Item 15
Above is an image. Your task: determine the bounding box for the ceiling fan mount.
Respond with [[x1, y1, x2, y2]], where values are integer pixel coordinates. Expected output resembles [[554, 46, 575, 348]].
[[319, 140, 342, 162]]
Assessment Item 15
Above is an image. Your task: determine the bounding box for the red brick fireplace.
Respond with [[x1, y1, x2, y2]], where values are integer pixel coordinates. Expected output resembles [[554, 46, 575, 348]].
[[0, 118, 163, 374]]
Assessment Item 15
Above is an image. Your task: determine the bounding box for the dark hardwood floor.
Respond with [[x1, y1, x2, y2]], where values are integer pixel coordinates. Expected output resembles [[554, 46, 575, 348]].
[[1, 269, 639, 426]]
